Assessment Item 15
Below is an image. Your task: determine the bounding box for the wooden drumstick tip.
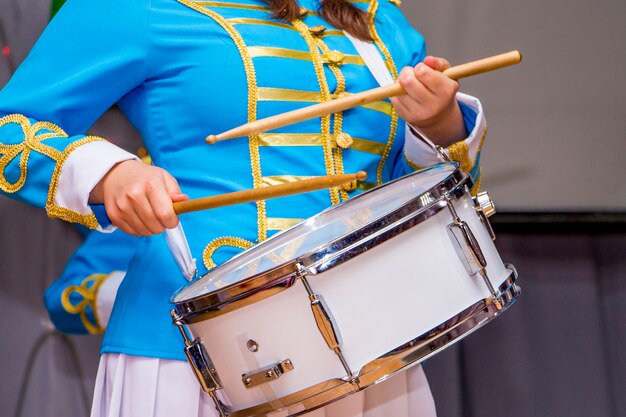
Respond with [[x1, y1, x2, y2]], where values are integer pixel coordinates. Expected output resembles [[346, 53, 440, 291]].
[[356, 171, 368, 181], [205, 135, 218, 144]]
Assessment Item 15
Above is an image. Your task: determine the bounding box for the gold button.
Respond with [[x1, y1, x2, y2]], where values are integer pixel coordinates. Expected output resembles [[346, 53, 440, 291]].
[[299, 6, 309, 17], [323, 50, 345, 65], [309, 25, 326, 36], [341, 180, 358, 193], [334, 132, 354, 149]]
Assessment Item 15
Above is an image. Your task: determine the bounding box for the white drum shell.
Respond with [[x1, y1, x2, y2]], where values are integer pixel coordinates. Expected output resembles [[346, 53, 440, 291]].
[[186, 191, 508, 411]]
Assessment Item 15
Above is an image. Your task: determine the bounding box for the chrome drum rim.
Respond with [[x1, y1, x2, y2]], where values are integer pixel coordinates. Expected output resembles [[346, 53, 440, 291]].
[[173, 163, 470, 323]]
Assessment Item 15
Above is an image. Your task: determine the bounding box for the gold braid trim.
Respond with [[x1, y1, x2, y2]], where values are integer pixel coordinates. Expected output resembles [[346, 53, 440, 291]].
[[46, 136, 104, 229], [178, 0, 267, 241], [60, 273, 108, 334], [447, 140, 472, 173], [447, 127, 487, 186], [310, 35, 350, 200], [367, 0, 399, 185], [203, 236, 254, 270], [291, 19, 340, 206], [403, 151, 423, 171], [0, 114, 65, 193]]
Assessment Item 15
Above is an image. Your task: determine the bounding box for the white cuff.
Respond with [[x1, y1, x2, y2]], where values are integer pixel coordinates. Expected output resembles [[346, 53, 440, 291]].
[[95, 270, 125, 329], [404, 92, 487, 167], [54, 141, 138, 231]]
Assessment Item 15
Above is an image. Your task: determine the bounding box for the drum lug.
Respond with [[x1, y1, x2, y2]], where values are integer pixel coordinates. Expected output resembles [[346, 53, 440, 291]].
[[474, 191, 497, 241], [447, 220, 487, 276], [446, 199, 500, 304], [172, 311, 231, 416], [300, 276, 357, 382], [241, 359, 295, 389], [171, 312, 222, 391]]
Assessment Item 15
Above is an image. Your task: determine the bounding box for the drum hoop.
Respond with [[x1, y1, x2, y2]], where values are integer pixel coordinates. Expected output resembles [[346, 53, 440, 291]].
[[173, 163, 470, 323]]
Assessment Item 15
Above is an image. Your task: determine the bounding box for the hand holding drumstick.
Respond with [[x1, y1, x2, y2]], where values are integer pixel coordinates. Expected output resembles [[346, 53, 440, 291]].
[[393, 56, 466, 147]]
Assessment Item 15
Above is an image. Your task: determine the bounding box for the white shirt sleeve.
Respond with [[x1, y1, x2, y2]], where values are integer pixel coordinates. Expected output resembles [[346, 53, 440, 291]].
[[54, 141, 138, 231], [95, 270, 125, 329], [404, 92, 487, 167]]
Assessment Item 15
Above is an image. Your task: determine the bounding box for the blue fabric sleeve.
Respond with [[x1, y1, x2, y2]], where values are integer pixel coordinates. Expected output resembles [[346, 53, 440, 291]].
[[44, 228, 140, 334], [0, 0, 148, 227]]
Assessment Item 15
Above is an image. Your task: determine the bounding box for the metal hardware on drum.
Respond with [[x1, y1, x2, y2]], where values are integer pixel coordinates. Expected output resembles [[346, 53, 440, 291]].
[[299, 274, 356, 382], [436, 145, 452, 162], [241, 359, 295, 389], [445, 196, 500, 302], [474, 192, 497, 241], [246, 340, 259, 352], [172, 311, 231, 416]]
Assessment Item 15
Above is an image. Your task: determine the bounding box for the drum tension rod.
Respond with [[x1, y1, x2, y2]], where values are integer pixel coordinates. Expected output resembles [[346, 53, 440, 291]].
[[298, 265, 357, 383], [444, 196, 502, 308], [171, 311, 231, 417]]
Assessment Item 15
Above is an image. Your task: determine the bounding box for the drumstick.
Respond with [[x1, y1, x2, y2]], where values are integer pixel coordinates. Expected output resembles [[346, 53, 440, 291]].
[[206, 50, 522, 144], [173, 171, 367, 215]]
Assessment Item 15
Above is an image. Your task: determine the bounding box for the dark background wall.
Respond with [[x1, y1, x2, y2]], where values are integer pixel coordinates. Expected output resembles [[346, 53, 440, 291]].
[[0, 1, 625, 416]]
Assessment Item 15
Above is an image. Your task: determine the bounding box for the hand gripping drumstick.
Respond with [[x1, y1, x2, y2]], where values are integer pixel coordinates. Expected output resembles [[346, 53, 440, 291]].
[[206, 50, 522, 144], [172, 171, 367, 215]]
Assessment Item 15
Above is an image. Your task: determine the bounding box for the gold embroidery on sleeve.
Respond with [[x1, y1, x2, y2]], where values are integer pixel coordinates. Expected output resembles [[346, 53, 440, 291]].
[[46, 136, 104, 229], [0, 114, 101, 228], [0, 114, 64, 193], [60, 273, 108, 334]]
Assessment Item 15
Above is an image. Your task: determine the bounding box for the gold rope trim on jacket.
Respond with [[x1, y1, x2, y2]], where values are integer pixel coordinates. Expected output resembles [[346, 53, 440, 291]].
[[60, 273, 108, 334], [291, 19, 340, 206], [367, 0, 399, 185], [203, 236, 255, 270], [178, 0, 268, 241], [46, 136, 103, 229], [0, 114, 65, 193], [403, 151, 423, 171], [310, 34, 351, 200]]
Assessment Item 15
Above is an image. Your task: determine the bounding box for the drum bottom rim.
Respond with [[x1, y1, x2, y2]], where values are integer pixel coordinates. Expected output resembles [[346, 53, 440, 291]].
[[223, 266, 521, 417]]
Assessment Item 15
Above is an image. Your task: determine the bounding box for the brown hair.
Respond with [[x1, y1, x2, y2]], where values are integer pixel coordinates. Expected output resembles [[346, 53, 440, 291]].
[[266, 0, 373, 41]]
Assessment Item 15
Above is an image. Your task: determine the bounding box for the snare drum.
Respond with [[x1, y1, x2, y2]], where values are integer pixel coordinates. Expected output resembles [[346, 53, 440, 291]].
[[172, 162, 520, 417]]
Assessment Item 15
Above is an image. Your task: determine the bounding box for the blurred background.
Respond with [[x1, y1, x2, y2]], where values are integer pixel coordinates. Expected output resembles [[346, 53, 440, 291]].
[[0, 0, 624, 416]]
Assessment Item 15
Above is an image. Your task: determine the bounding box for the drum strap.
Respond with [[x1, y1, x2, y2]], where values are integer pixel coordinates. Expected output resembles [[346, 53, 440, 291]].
[[344, 32, 445, 158], [343, 31, 394, 86]]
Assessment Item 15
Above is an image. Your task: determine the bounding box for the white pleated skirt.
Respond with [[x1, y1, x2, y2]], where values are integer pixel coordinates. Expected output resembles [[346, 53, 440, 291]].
[[91, 353, 437, 417]]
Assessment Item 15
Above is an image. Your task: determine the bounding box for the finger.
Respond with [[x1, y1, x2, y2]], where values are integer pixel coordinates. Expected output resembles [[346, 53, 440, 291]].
[[399, 65, 436, 105], [423, 55, 451, 72], [128, 189, 168, 235], [413, 63, 458, 97], [171, 193, 189, 202], [162, 171, 183, 196], [105, 202, 142, 236], [116, 197, 158, 236], [146, 181, 180, 229]]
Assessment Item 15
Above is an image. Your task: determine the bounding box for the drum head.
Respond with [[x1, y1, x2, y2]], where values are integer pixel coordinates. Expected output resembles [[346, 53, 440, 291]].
[[174, 163, 460, 303]]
